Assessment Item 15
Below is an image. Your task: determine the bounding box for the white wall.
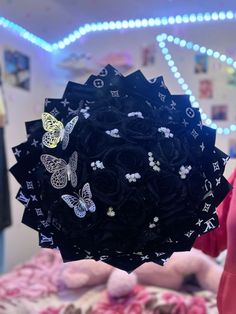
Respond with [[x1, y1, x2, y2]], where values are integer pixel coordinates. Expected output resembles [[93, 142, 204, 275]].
[[0, 28, 56, 271], [53, 20, 236, 177], [1, 18, 236, 271]]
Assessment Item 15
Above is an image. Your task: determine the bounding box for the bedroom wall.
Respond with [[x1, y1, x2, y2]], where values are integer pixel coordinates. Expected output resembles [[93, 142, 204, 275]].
[[1, 17, 236, 271]]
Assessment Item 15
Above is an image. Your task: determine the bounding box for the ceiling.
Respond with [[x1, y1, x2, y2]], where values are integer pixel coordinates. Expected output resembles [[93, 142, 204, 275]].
[[0, 0, 236, 42]]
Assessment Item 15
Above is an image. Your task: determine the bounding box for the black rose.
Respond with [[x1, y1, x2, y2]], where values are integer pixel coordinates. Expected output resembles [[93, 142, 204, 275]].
[[103, 145, 148, 173], [116, 190, 147, 229], [154, 171, 187, 209], [90, 108, 124, 130], [152, 172, 197, 235], [147, 172, 187, 235], [119, 95, 156, 119], [121, 117, 157, 142], [89, 168, 122, 205], [77, 121, 124, 158], [152, 136, 189, 169]]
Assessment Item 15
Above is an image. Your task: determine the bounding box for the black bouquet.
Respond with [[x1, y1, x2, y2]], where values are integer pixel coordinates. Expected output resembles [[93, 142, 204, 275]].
[[10, 65, 231, 272]]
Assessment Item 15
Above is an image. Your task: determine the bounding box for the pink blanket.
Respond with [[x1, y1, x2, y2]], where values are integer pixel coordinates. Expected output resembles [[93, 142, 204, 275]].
[[0, 249, 63, 300]]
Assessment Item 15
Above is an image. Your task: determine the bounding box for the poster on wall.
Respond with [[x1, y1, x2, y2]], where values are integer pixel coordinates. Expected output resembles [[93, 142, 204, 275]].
[[142, 44, 156, 66], [58, 53, 96, 77], [199, 79, 213, 99], [99, 51, 134, 72], [194, 54, 208, 73], [229, 139, 236, 158], [226, 67, 236, 87], [211, 105, 228, 121], [3, 49, 30, 90]]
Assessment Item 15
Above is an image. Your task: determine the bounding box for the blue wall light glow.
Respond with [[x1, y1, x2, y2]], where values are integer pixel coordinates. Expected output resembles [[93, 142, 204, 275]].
[[0, 10, 235, 52], [156, 33, 236, 134]]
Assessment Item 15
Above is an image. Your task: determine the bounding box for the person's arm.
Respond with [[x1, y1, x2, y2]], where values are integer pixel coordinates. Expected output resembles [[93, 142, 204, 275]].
[[194, 169, 236, 257]]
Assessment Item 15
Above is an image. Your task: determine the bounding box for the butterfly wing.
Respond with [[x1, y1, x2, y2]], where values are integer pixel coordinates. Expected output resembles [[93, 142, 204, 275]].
[[65, 116, 79, 134], [42, 131, 60, 148], [41, 154, 68, 189], [51, 168, 68, 189], [40, 154, 67, 173], [81, 183, 92, 200], [42, 113, 63, 148], [82, 183, 96, 213], [61, 195, 86, 218], [85, 199, 96, 213], [74, 206, 87, 218], [69, 151, 78, 187], [42, 112, 63, 132], [70, 171, 78, 188], [61, 194, 79, 208], [62, 116, 78, 150], [69, 151, 78, 171], [40, 154, 66, 173], [62, 132, 69, 150]]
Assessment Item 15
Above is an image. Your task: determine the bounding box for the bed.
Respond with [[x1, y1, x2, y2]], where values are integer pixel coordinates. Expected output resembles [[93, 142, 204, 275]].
[[0, 249, 219, 314]]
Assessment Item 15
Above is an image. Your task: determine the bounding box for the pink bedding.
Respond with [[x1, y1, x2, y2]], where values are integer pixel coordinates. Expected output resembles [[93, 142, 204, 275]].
[[0, 250, 218, 314], [0, 285, 218, 314], [0, 249, 63, 300]]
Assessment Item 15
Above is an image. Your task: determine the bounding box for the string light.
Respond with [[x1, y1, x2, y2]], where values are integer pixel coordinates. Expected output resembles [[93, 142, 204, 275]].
[[0, 17, 52, 51], [0, 10, 235, 52], [156, 33, 236, 134]]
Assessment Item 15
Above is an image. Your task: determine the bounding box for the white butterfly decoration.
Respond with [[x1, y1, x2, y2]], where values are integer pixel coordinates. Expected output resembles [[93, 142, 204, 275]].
[[42, 112, 78, 150], [61, 183, 96, 218], [40, 151, 78, 189]]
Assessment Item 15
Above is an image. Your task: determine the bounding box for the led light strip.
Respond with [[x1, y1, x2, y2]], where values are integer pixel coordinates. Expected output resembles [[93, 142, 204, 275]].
[[0, 11, 236, 52], [156, 33, 236, 135], [0, 17, 52, 52]]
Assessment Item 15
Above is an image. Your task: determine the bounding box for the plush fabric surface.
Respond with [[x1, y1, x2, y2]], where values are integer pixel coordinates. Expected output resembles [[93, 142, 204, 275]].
[[0, 247, 220, 313], [0, 285, 218, 314]]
